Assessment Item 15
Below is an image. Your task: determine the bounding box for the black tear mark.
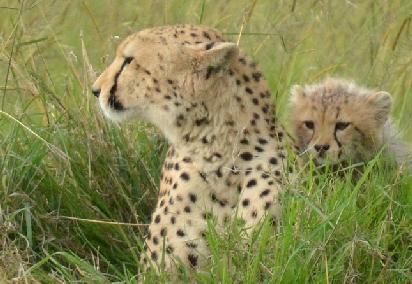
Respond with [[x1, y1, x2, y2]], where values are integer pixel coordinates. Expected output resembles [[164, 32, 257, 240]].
[[109, 57, 134, 110], [334, 129, 342, 148], [353, 126, 366, 140]]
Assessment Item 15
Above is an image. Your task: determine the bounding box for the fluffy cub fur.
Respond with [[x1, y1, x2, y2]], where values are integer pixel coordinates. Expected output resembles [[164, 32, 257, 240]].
[[289, 77, 411, 170]]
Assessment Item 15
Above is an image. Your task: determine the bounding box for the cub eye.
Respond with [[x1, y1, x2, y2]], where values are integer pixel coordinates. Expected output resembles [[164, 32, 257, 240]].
[[335, 122, 350, 131], [304, 120, 314, 130]]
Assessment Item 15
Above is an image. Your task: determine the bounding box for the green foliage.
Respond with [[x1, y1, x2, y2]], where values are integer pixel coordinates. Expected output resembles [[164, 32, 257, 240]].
[[0, 0, 411, 282]]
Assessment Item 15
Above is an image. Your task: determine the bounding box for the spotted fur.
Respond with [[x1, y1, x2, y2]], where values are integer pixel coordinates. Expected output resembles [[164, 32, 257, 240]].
[[92, 25, 297, 273]]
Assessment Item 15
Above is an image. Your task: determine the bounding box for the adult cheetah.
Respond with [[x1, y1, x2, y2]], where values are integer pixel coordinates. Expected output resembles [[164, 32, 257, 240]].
[[92, 25, 296, 272]]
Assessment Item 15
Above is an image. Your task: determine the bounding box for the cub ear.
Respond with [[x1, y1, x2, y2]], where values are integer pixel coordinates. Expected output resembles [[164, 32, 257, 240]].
[[289, 84, 305, 106], [366, 91, 392, 124], [187, 42, 239, 72]]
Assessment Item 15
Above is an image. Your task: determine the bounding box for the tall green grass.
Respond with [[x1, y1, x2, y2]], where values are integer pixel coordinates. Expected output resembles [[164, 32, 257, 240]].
[[1, 0, 411, 282]]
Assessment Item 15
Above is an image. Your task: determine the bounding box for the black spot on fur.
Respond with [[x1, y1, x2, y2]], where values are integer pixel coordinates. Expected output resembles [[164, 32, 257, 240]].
[[186, 242, 198, 249], [166, 245, 174, 254], [203, 31, 211, 40], [202, 212, 213, 219], [252, 72, 262, 82], [154, 215, 161, 223], [215, 167, 223, 178], [189, 193, 197, 203], [206, 66, 221, 80], [251, 211, 258, 218], [240, 138, 249, 145], [177, 229, 185, 237], [183, 157, 192, 163], [219, 199, 228, 207], [260, 189, 270, 197], [195, 117, 208, 126], [210, 193, 218, 203], [255, 146, 264, 152], [180, 172, 190, 181], [198, 171, 208, 183], [240, 152, 253, 161], [246, 179, 257, 188], [269, 157, 278, 165]]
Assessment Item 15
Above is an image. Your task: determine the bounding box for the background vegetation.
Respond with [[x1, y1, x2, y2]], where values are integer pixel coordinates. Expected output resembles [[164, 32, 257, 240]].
[[1, 0, 411, 282]]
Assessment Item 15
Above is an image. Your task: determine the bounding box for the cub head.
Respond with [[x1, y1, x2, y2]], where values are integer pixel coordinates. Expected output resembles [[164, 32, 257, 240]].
[[92, 27, 238, 141], [289, 78, 392, 165]]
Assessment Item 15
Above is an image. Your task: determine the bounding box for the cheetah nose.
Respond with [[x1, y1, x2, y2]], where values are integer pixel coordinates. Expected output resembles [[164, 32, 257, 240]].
[[314, 144, 330, 154], [92, 88, 101, 98]]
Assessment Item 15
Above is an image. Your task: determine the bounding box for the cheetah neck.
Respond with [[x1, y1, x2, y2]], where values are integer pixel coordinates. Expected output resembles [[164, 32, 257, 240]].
[[164, 62, 287, 173]]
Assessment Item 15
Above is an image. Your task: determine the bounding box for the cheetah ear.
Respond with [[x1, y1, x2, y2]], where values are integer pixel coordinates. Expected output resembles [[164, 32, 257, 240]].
[[289, 84, 305, 105], [188, 42, 239, 71], [366, 91, 392, 124]]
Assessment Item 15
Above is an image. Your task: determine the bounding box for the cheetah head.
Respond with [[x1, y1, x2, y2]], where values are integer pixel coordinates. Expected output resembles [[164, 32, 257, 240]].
[[289, 78, 392, 166], [92, 27, 238, 142]]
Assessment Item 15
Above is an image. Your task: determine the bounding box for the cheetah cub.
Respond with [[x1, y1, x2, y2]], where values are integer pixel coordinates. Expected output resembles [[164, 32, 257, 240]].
[[289, 77, 411, 170]]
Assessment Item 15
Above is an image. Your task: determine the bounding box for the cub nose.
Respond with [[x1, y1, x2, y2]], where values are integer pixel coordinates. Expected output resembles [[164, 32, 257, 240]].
[[92, 88, 101, 98], [314, 144, 330, 154]]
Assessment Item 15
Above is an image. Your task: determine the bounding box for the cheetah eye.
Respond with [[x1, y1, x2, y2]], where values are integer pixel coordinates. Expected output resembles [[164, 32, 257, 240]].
[[335, 122, 350, 131], [304, 120, 314, 130]]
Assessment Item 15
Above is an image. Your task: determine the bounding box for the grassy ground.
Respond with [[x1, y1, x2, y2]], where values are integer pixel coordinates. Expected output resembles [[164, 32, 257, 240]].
[[1, 0, 411, 282]]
